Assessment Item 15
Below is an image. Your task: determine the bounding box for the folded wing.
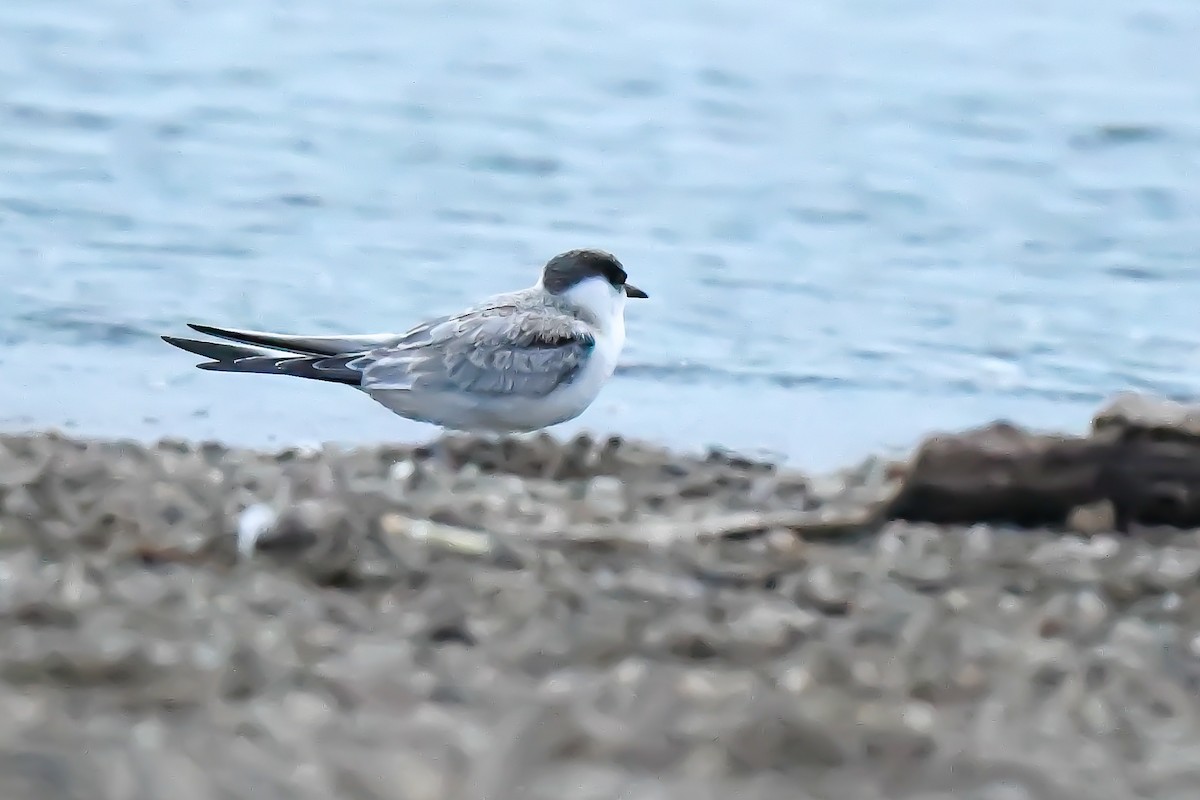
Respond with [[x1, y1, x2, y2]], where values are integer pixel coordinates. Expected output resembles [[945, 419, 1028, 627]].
[[357, 308, 596, 398]]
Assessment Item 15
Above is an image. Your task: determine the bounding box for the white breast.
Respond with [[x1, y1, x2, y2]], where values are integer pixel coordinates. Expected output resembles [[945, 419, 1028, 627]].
[[543, 276, 627, 416], [561, 276, 626, 368]]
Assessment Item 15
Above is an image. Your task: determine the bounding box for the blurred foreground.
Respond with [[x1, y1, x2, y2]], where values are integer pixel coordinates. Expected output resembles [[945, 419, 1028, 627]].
[[1, 412, 1199, 799]]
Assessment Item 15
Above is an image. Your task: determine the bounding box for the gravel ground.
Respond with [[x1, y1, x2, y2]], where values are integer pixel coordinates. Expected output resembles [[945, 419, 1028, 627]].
[[2, 429, 1200, 799]]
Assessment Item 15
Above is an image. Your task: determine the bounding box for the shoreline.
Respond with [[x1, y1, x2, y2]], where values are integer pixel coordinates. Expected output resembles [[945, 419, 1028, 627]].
[[0, 341, 1107, 473], [1, 394, 1199, 798]]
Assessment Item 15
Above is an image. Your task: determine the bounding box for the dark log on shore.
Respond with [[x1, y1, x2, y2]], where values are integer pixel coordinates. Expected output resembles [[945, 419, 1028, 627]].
[[886, 392, 1200, 531]]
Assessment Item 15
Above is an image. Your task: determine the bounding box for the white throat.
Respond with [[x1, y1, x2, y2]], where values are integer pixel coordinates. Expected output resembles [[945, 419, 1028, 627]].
[[555, 276, 626, 333]]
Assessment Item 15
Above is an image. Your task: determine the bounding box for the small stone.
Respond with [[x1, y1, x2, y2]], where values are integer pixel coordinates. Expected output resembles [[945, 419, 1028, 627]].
[[1068, 499, 1117, 535], [791, 564, 854, 614], [729, 603, 816, 654], [389, 460, 416, 481], [236, 503, 277, 557], [583, 475, 626, 520]]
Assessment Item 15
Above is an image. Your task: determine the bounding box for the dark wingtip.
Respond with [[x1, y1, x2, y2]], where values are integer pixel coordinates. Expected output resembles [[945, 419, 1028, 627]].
[[162, 334, 204, 351], [161, 333, 253, 367], [186, 322, 220, 336], [161, 335, 208, 366]]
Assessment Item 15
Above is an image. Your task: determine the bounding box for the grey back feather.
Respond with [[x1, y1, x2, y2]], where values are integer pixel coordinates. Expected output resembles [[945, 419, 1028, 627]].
[[354, 291, 596, 398]]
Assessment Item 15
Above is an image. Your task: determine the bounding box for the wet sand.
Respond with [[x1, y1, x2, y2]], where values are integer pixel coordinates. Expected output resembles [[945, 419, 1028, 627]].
[[0, 427, 1198, 799]]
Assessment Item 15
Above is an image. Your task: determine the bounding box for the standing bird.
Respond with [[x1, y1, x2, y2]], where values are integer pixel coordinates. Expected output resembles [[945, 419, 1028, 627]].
[[162, 249, 648, 433]]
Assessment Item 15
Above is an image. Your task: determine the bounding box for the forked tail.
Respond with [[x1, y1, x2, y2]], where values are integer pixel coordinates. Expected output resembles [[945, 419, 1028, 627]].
[[161, 323, 375, 386]]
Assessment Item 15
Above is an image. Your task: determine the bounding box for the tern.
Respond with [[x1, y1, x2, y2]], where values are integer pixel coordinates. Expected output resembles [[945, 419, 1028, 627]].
[[161, 248, 648, 433]]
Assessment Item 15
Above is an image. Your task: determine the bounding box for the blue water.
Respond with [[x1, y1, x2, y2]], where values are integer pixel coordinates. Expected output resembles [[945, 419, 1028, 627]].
[[2, 0, 1199, 469]]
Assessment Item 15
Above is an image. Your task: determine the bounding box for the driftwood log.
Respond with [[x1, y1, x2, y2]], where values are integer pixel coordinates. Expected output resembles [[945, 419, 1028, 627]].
[[884, 392, 1200, 531]]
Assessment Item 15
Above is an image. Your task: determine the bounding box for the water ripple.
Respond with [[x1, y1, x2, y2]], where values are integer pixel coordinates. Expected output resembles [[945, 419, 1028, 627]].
[[0, 0, 1199, 460]]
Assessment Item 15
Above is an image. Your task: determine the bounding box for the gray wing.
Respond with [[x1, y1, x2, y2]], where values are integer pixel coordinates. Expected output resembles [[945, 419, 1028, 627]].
[[354, 306, 596, 398]]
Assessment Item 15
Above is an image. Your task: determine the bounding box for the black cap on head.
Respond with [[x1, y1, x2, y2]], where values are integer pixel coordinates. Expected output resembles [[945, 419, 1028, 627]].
[[541, 249, 647, 298]]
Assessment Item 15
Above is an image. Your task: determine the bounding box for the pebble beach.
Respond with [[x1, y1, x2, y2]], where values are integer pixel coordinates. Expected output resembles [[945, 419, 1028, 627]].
[[3, 409, 1200, 800]]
